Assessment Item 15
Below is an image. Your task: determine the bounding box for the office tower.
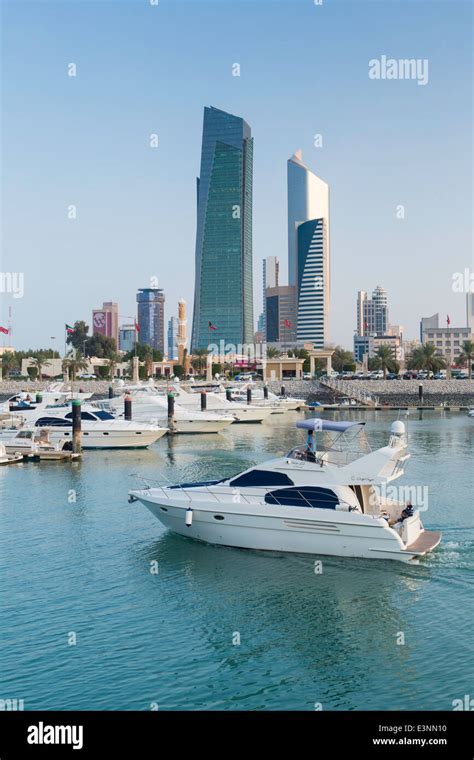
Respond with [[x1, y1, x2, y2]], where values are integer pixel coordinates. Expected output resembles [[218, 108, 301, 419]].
[[356, 286, 389, 337], [119, 324, 136, 353], [467, 292, 474, 332], [372, 285, 388, 334], [287, 150, 329, 287], [136, 287, 165, 353], [191, 106, 254, 350], [296, 218, 329, 348], [167, 317, 179, 360], [92, 301, 119, 347], [265, 285, 297, 345], [262, 256, 279, 333]]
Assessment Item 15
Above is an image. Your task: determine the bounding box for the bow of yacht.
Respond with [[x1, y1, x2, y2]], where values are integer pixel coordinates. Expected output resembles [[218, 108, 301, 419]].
[[129, 418, 441, 563]]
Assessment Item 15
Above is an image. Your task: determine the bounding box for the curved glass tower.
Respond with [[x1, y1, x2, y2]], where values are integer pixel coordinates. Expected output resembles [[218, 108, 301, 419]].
[[191, 107, 254, 351]]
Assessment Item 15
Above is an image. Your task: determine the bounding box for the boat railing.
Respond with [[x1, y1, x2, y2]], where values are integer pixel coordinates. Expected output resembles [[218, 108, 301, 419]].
[[130, 475, 357, 511]]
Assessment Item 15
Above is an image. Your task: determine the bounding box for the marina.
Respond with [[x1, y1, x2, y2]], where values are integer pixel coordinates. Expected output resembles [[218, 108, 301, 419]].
[[1, 409, 472, 710]]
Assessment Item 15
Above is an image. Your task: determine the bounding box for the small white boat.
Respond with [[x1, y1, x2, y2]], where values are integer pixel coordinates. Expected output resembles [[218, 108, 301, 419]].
[[94, 387, 234, 434], [129, 418, 441, 564], [3, 405, 168, 449], [468, 409, 474, 418], [169, 384, 272, 424], [224, 384, 302, 412], [0, 429, 80, 460], [0, 442, 23, 465]]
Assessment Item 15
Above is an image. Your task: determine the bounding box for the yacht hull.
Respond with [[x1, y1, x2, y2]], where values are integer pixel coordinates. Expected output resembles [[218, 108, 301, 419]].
[[39, 427, 167, 449], [131, 491, 429, 563]]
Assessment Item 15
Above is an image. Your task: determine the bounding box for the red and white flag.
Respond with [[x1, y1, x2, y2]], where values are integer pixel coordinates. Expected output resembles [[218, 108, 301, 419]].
[[134, 320, 141, 333], [0, 326, 9, 335], [447, 314, 451, 326]]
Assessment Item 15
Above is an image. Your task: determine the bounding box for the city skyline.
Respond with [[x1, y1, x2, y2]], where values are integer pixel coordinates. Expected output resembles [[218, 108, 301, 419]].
[[1, 0, 472, 351]]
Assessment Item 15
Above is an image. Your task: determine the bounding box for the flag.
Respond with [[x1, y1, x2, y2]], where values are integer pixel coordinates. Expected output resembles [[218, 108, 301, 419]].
[[0, 326, 9, 335], [65, 323, 75, 334], [447, 315, 451, 326], [208, 321, 217, 331], [284, 319, 293, 328], [134, 320, 141, 333]]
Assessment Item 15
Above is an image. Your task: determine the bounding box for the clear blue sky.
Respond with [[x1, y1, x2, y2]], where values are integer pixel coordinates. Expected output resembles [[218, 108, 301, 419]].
[[1, 0, 472, 351]]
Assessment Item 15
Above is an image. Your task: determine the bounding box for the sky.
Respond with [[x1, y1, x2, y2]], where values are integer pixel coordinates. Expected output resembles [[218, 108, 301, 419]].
[[1, 0, 473, 351]]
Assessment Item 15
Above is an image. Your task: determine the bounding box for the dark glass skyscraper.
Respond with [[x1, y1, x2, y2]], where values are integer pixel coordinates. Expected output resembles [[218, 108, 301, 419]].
[[136, 288, 165, 354], [191, 107, 254, 350]]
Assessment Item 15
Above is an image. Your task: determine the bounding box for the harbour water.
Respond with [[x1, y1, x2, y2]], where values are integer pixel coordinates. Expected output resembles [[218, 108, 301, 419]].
[[1, 410, 473, 711]]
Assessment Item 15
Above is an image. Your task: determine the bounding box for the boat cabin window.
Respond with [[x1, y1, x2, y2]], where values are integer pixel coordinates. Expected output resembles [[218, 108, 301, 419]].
[[64, 411, 98, 421], [229, 470, 294, 488], [92, 410, 115, 420], [35, 417, 71, 427], [265, 486, 339, 509]]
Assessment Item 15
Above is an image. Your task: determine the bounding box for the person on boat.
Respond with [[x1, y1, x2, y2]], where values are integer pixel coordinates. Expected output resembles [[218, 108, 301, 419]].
[[306, 429, 316, 462], [401, 502, 415, 520]]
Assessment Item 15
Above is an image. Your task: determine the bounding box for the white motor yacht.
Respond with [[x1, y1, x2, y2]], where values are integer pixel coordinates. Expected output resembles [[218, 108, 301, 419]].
[[169, 384, 272, 424], [0, 405, 167, 449], [224, 384, 302, 412], [94, 387, 234, 434], [129, 418, 441, 564]]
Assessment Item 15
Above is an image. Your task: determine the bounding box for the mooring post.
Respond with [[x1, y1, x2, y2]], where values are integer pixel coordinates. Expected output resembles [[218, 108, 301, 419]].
[[72, 399, 81, 454], [124, 394, 132, 420]]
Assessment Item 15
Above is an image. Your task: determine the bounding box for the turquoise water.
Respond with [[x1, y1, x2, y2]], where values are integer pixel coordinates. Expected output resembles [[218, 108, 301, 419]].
[[1, 410, 473, 711]]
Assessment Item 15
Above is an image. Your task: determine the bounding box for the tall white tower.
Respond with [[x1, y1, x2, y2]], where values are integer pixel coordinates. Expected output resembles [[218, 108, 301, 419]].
[[287, 150, 329, 287]]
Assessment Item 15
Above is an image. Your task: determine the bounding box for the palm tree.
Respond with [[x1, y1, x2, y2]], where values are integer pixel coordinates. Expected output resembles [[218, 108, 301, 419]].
[[30, 354, 46, 381], [0, 351, 18, 379], [457, 340, 474, 379], [332, 346, 354, 372], [62, 354, 88, 382], [106, 352, 122, 380], [192, 348, 208, 375], [374, 344, 396, 378], [408, 343, 446, 374], [144, 350, 153, 378], [265, 347, 282, 359]]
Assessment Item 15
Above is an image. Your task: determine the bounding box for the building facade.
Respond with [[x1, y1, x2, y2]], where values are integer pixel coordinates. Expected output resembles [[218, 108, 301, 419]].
[[421, 312, 473, 363], [467, 293, 474, 332], [287, 150, 329, 288], [265, 285, 297, 346], [191, 106, 254, 350], [92, 302, 119, 347], [167, 317, 179, 360], [262, 256, 279, 333], [357, 287, 388, 337], [136, 288, 165, 353], [119, 324, 136, 353], [296, 218, 329, 348]]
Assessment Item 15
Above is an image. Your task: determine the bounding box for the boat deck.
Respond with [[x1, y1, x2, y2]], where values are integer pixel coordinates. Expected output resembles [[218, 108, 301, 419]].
[[405, 530, 441, 555]]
